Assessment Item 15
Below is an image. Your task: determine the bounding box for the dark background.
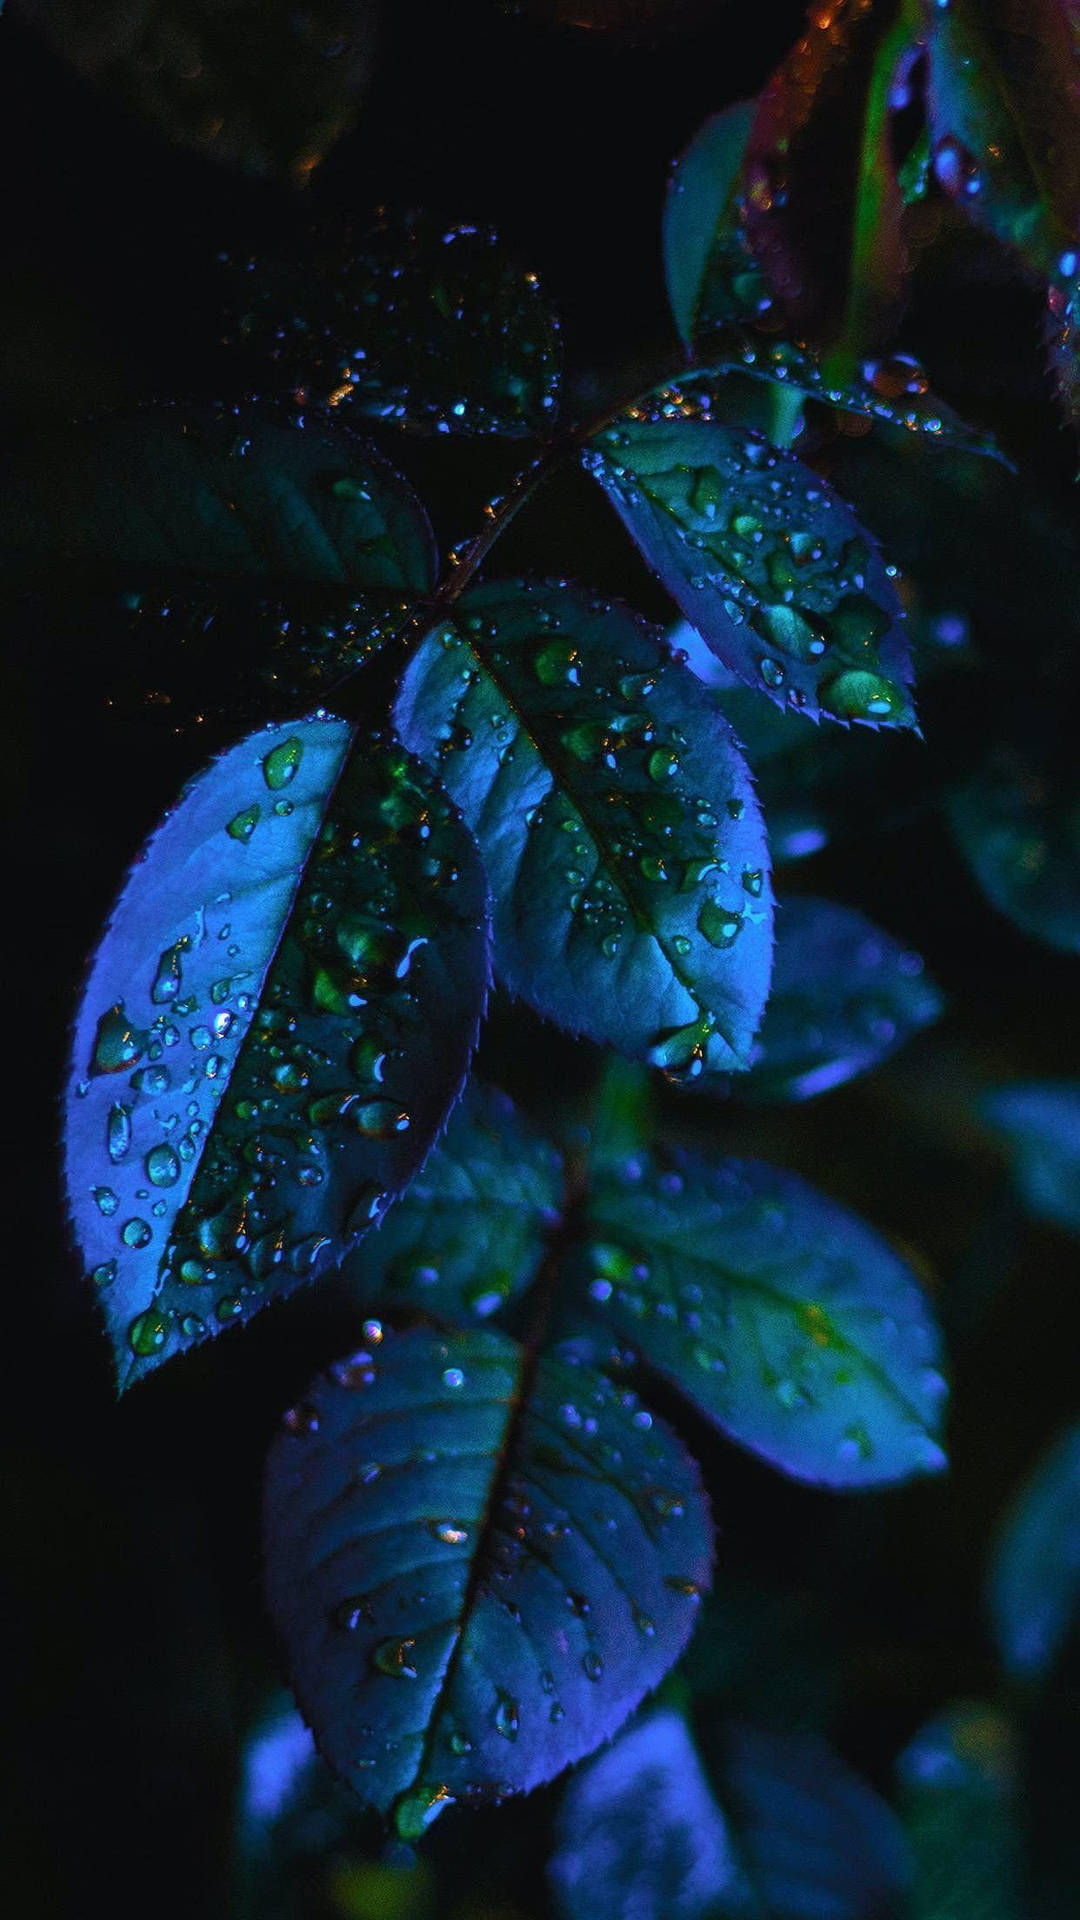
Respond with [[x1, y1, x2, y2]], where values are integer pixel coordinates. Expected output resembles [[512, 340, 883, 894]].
[[5, 2, 1080, 1914]]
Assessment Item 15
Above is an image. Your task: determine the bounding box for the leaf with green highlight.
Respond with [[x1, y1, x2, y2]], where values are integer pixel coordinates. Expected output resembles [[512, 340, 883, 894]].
[[662, 102, 770, 350], [897, 1703, 1024, 1920], [65, 720, 489, 1389], [0, 403, 437, 598], [568, 1147, 948, 1487], [982, 1081, 1080, 1239], [988, 1423, 1080, 1684], [223, 216, 561, 436], [584, 402, 915, 727], [340, 1081, 564, 1322], [262, 1324, 713, 1832], [740, 895, 943, 1103], [395, 579, 774, 1080], [947, 745, 1080, 955]]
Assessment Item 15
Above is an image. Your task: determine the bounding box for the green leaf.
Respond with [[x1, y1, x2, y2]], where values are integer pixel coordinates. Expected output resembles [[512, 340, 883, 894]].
[[988, 1422, 1080, 1684], [584, 402, 916, 727], [947, 746, 1080, 955], [662, 102, 768, 350], [981, 1081, 1080, 1239], [65, 721, 489, 1389], [897, 1703, 1024, 1920], [0, 403, 436, 598], [340, 1081, 564, 1322], [223, 215, 561, 436], [568, 1146, 948, 1486], [15, 0, 378, 183], [395, 579, 774, 1079], [740, 894, 942, 1103], [262, 1325, 714, 1829]]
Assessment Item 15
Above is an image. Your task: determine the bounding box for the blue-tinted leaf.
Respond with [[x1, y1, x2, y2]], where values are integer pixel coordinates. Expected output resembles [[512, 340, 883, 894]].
[[981, 1081, 1080, 1239], [897, 1703, 1023, 1920], [0, 404, 436, 596], [340, 1081, 564, 1322], [224, 216, 561, 436], [740, 896, 942, 1102], [584, 404, 915, 727], [396, 579, 773, 1079], [263, 1325, 713, 1829], [716, 1722, 913, 1919], [550, 1708, 738, 1920], [569, 1148, 947, 1486], [947, 750, 1080, 955], [662, 102, 766, 349], [65, 720, 489, 1388], [988, 1423, 1080, 1684]]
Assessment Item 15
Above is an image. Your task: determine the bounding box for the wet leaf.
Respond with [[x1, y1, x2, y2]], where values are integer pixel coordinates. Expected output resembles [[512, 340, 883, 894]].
[[395, 579, 773, 1078], [15, 0, 378, 183], [740, 895, 942, 1102], [262, 1324, 713, 1827], [584, 402, 915, 727], [897, 1703, 1024, 1920], [988, 1423, 1080, 1684], [65, 720, 489, 1389], [662, 102, 768, 349], [340, 1081, 564, 1322], [0, 403, 436, 600], [223, 215, 561, 436], [947, 746, 1080, 955], [569, 1147, 948, 1487], [981, 1081, 1080, 1239], [550, 1708, 738, 1920]]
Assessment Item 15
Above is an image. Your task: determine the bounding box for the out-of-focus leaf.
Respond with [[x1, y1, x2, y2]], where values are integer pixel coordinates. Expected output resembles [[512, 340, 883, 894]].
[[981, 1081, 1080, 1239], [988, 1423, 1080, 1684], [584, 400, 915, 727], [567, 1146, 949, 1487], [897, 1703, 1024, 1920], [947, 746, 1080, 955], [550, 1708, 738, 1920], [742, 0, 920, 356], [0, 404, 436, 599], [740, 895, 942, 1102], [65, 721, 489, 1389], [222, 216, 561, 436], [340, 1081, 563, 1321], [662, 102, 768, 349], [396, 579, 774, 1079], [263, 1325, 713, 1829], [14, 0, 378, 183], [681, 1576, 839, 1734]]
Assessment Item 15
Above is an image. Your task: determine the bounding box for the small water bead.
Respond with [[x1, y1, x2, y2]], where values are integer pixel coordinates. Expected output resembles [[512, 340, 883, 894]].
[[820, 667, 907, 722], [334, 1594, 374, 1631], [582, 1651, 604, 1682], [92, 1002, 146, 1075], [759, 656, 786, 689], [216, 1294, 242, 1321], [226, 804, 261, 843], [145, 1143, 181, 1187], [128, 1307, 168, 1356], [121, 1217, 152, 1248], [352, 1099, 411, 1139], [394, 1783, 453, 1841], [442, 1367, 465, 1390], [373, 1637, 419, 1680], [282, 1402, 319, 1435], [741, 868, 764, 897], [262, 736, 304, 790], [494, 1693, 520, 1740], [131, 1064, 170, 1095], [534, 642, 580, 687], [429, 1521, 469, 1546], [180, 1314, 205, 1338], [91, 1260, 117, 1288], [150, 937, 189, 1007], [664, 1577, 702, 1598], [107, 1103, 132, 1164]]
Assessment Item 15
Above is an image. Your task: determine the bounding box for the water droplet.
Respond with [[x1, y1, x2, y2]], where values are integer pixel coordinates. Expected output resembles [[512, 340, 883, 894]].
[[374, 1636, 419, 1679], [107, 1103, 132, 1163], [226, 804, 261, 843], [128, 1307, 168, 1356], [582, 1651, 604, 1682], [283, 1402, 319, 1435], [93, 1185, 119, 1216], [121, 1217, 152, 1248], [664, 1577, 702, 1598], [759, 656, 786, 689], [698, 899, 742, 949], [429, 1521, 469, 1546], [334, 1594, 374, 1631], [351, 1098, 411, 1139], [216, 1294, 242, 1322], [820, 667, 906, 722], [91, 1002, 146, 1075], [145, 1143, 181, 1188], [494, 1693, 520, 1740], [151, 938, 189, 1006], [91, 1260, 117, 1288], [442, 1367, 465, 1390], [262, 736, 304, 790], [394, 1783, 453, 1840]]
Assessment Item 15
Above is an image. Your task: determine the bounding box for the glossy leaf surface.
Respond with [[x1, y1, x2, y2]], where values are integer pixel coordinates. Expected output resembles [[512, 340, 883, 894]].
[[982, 1081, 1080, 1239], [224, 217, 561, 436], [662, 102, 766, 349], [741, 895, 942, 1102], [988, 1423, 1080, 1683], [0, 404, 436, 597], [66, 720, 489, 1388], [584, 403, 915, 727], [263, 1325, 713, 1827], [897, 1703, 1023, 1920], [948, 749, 1080, 955], [396, 579, 773, 1078], [340, 1081, 564, 1321], [569, 1148, 948, 1486], [550, 1709, 737, 1920]]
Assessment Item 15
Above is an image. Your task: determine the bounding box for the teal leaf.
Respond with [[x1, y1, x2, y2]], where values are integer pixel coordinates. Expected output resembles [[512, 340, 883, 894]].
[[981, 1081, 1080, 1239], [0, 403, 436, 598], [897, 1703, 1024, 1920], [569, 1148, 948, 1486], [65, 720, 489, 1389], [223, 216, 561, 436], [340, 1081, 564, 1321], [395, 579, 774, 1079], [988, 1423, 1080, 1684], [550, 1708, 737, 1920], [740, 895, 942, 1102], [584, 404, 915, 728], [947, 747, 1080, 955], [262, 1325, 713, 1828], [662, 102, 767, 349]]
